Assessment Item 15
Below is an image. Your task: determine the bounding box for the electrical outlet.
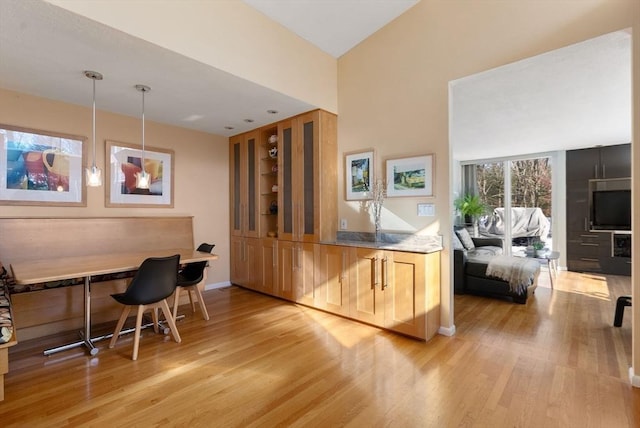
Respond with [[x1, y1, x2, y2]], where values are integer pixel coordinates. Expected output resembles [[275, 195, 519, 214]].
[[340, 218, 348, 230], [417, 203, 435, 217]]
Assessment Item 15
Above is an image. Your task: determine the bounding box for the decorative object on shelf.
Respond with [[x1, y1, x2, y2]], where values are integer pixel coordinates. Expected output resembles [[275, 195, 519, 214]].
[[454, 193, 486, 237], [84, 70, 103, 187], [272, 184, 278, 193], [134, 84, 151, 190], [267, 230, 277, 238], [0, 124, 86, 206], [105, 140, 174, 207], [386, 154, 434, 197], [532, 240, 545, 257], [269, 147, 278, 158], [272, 164, 278, 173], [269, 135, 277, 145], [345, 149, 374, 200], [371, 179, 386, 242], [269, 200, 278, 214]]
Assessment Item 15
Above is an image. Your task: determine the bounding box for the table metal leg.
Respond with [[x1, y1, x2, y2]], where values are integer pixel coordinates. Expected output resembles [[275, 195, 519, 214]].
[[44, 276, 98, 356]]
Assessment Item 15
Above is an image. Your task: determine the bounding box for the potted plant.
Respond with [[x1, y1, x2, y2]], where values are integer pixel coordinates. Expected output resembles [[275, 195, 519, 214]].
[[532, 240, 546, 257], [454, 194, 486, 232]]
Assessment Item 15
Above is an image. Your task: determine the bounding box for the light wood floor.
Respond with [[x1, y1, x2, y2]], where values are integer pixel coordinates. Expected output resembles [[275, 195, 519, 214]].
[[2, 270, 639, 427]]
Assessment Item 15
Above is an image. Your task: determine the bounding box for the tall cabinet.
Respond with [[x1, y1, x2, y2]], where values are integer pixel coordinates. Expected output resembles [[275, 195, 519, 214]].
[[566, 143, 631, 275], [278, 110, 337, 243]]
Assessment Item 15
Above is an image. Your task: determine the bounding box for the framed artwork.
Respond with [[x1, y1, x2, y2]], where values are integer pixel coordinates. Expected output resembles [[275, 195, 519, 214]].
[[106, 140, 174, 208], [345, 150, 374, 200], [386, 154, 434, 197], [0, 124, 86, 206]]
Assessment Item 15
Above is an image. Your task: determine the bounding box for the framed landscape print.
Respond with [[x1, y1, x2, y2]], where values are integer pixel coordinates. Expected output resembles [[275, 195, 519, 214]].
[[345, 150, 374, 200], [386, 154, 434, 197], [0, 124, 86, 206], [106, 140, 174, 208]]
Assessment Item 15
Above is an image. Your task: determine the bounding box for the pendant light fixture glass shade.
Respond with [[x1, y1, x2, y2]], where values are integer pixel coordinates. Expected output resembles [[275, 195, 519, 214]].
[[135, 84, 151, 190], [84, 71, 103, 187]]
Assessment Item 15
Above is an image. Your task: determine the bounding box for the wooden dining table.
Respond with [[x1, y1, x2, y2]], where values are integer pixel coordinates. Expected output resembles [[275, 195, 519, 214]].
[[10, 248, 218, 356]]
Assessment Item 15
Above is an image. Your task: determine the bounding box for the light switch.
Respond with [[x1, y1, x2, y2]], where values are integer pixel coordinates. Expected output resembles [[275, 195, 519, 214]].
[[417, 203, 435, 217]]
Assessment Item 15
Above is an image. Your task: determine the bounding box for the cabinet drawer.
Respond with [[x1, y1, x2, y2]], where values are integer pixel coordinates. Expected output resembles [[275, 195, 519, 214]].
[[567, 241, 600, 258], [567, 257, 602, 273]]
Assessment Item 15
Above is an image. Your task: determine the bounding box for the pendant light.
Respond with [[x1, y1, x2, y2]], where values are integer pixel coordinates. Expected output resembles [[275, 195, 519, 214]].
[[84, 70, 103, 187], [135, 84, 151, 189]]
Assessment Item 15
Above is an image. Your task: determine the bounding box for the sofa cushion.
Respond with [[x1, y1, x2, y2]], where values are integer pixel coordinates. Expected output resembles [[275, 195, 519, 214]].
[[455, 228, 475, 250], [452, 233, 465, 250]]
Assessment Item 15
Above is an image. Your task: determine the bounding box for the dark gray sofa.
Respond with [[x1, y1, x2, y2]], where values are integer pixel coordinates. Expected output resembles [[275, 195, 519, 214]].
[[453, 232, 533, 304]]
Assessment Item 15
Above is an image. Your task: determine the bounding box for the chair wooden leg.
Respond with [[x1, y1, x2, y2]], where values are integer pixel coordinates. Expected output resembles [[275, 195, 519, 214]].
[[192, 285, 210, 321], [188, 290, 195, 313], [172, 286, 182, 322], [151, 308, 159, 334], [132, 305, 145, 361], [159, 299, 181, 343], [109, 306, 131, 348]]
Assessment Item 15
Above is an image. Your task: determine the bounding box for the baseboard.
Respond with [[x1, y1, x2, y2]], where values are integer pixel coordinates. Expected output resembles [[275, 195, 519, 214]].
[[628, 367, 640, 388], [438, 325, 456, 336], [204, 281, 232, 291]]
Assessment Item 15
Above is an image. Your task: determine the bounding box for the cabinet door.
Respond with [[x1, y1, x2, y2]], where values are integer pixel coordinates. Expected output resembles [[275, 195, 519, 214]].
[[278, 119, 296, 241], [245, 238, 260, 291], [298, 111, 318, 242], [259, 239, 277, 295], [230, 236, 248, 285], [230, 136, 245, 237], [277, 241, 313, 302], [294, 243, 315, 305], [383, 251, 426, 339], [566, 148, 599, 181], [349, 247, 384, 326], [230, 133, 259, 238], [600, 143, 631, 179], [315, 245, 349, 315]]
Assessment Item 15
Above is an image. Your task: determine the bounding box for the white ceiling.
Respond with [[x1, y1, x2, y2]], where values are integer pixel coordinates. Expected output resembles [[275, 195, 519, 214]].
[[242, 0, 419, 58], [450, 29, 632, 161], [0, 0, 418, 138]]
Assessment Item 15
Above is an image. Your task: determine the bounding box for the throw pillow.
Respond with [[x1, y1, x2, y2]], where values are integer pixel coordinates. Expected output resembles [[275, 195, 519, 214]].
[[455, 228, 475, 250], [452, 233, 465, 250]]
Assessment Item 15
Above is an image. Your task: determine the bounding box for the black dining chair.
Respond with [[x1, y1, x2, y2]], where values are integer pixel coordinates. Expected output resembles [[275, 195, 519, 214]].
[[109, 254, 181, 360], [173, 243, 215, 321]]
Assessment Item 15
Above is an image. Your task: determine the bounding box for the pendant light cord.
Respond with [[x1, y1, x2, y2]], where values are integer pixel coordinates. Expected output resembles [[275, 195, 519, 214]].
[[92, 77, 97, 167]]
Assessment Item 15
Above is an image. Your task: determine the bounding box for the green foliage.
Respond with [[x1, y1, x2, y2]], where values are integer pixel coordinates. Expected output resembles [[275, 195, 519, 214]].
[[454, 194, 486, 219], [532, 241, 545, 250]]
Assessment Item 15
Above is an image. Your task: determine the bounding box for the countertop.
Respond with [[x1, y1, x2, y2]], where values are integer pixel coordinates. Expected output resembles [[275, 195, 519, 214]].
[[322, 232, 443, 254]]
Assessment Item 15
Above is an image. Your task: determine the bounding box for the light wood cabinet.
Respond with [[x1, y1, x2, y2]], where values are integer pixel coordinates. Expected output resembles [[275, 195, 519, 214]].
[[349, 247, 384, 326], [230, 236, 260, 289], [258, 238, 278, 295], [276, 241, 314, 301], [230, 131, 259, 238], [348, 248, 441, 340], [278, 110, 337, 243], [315, 244, 349, 316]]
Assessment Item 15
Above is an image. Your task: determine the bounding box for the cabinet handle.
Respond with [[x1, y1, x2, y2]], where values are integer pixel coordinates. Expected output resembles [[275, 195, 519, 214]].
[[602, 163, 606, 179], [580, 243, 599, 247], [594, 164, 598, 179], [580, 257, 599, 262], [372, 257, 378, 288], [584, 217, 588, 232], [273, 245, 277, 267], [382, 256, 388, 290]]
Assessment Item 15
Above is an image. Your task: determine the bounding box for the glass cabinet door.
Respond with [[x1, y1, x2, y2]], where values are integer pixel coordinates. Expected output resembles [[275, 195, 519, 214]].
[[278, 120, 295, 241], [230, 136, 244, 237], [246, 134, 258, 237], [300, 114, 316, 240]]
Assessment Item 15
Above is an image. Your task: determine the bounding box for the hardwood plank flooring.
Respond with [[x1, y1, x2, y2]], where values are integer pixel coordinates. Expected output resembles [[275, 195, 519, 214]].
[[1, 270, 639, 427]]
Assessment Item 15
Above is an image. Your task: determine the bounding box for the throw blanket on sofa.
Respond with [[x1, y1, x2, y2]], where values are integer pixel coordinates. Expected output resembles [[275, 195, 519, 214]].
[[486, 256, 540, 294]]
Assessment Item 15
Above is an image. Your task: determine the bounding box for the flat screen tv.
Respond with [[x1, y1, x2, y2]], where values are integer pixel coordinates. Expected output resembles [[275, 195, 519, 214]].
[[591, 189, 631, 231]]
